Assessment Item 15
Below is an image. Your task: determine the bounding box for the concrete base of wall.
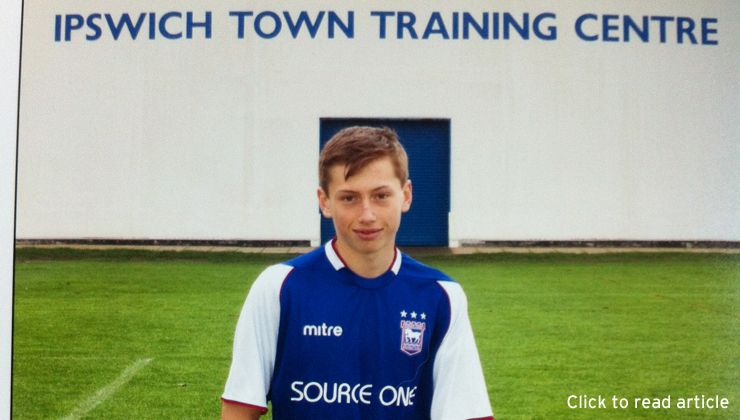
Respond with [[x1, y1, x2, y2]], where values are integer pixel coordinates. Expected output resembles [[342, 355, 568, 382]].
[[16, 238, 311, 247], [14, 238, 740, 254], [458, 240, 739, 249]]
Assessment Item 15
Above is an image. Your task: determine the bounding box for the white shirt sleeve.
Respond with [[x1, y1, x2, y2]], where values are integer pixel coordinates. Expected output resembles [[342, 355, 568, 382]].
[[222, 264, 293, 409], [432, 281, 494, 420]]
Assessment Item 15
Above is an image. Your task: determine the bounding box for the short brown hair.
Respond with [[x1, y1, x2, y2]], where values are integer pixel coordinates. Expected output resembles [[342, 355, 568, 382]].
[[319, 126, 409, 194]]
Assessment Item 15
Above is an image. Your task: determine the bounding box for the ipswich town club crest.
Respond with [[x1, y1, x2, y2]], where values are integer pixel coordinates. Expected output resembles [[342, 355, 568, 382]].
[[400, 318, 426, 356]]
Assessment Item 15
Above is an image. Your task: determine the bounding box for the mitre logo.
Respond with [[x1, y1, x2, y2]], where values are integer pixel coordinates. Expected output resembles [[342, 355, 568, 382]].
[[302, 322, 343, 337]]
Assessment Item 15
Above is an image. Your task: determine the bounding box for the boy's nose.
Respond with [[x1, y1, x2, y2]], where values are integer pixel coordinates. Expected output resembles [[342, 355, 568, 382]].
[[358, 201, 377, 223]]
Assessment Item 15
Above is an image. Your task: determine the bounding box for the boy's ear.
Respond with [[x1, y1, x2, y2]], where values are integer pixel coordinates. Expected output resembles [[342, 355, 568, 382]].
[[317, 188, 332, 218], [401, 180, 413, 213]]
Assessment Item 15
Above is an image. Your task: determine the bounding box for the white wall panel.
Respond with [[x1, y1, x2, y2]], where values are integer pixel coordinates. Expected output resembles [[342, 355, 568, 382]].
[[17, 1, 739, 243]]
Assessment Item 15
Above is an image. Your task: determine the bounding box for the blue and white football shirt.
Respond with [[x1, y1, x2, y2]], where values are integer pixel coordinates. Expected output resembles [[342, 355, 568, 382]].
[[223, 240, 494, 419]]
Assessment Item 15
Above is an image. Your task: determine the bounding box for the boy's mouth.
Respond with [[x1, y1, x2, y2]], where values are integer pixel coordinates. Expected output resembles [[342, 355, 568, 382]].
[[354, 228, 382, 240]]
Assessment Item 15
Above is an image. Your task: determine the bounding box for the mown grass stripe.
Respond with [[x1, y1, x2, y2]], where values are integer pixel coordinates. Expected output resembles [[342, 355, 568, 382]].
[[61, 358, 153, 420]]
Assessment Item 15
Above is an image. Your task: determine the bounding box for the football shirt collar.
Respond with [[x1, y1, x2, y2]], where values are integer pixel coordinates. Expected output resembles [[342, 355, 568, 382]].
[[324, 238, 402, 275]]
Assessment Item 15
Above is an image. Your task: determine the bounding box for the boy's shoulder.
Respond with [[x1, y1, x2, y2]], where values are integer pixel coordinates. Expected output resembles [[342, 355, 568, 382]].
[[277, 246, 457, 287], [284, 246, 326, 268], [399, 253, 455, 283]]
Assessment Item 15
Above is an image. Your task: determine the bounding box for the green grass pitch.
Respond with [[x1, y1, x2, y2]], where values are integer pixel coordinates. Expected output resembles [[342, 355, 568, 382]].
[[12, 248, 739, 419]]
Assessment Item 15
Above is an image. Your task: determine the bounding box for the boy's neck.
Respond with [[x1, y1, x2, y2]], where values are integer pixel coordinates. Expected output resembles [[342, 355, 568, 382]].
[[334, 240, 396, 279]]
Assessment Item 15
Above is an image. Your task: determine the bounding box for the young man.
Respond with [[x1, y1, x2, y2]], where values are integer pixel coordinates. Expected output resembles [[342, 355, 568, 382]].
[[222, 126, 493, 419]]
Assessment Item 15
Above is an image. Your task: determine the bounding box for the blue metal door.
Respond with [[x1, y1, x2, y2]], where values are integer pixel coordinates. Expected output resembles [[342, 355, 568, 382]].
[[320, 119, 450, 246]]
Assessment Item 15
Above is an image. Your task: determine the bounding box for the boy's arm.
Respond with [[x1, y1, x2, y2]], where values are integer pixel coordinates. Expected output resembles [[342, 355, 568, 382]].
[[221, 264, 293, 414], [432, 281, 494, 420], [221, 400, 264, 420]]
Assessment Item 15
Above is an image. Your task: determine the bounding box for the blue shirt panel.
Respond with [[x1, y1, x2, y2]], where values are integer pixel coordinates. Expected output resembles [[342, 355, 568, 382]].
[[269, 248, 454, 419]]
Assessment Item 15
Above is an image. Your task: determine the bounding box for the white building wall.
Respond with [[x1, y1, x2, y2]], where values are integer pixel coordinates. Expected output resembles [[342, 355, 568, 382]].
[[17, 1, 740, 243]]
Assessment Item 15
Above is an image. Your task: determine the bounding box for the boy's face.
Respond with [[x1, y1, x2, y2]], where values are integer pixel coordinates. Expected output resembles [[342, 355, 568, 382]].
[[318, 157, 412, 260]]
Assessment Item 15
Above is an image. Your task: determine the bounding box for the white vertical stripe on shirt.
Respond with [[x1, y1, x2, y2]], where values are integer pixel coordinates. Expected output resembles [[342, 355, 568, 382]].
[[432, 281, 494, 420], [223, 263, 293, 408]]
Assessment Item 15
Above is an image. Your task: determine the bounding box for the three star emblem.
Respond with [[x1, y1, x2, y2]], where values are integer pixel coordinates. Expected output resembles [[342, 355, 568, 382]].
[[400, 310, 426, 320]]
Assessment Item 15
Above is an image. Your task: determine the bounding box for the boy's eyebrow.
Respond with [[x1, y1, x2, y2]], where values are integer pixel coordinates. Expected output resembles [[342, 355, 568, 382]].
[[372, 185, 393, 191], [334, 185, 393, 194]]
